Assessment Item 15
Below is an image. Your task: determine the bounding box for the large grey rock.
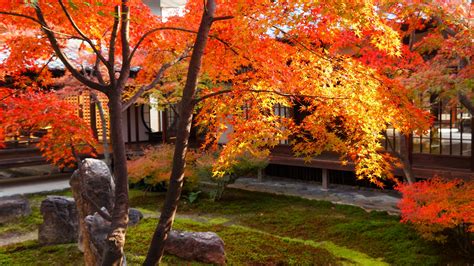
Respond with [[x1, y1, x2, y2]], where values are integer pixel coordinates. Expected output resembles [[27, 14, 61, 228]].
[[70, 158, 115, 213], [165, 230, 226, 265], [38, 196, 78, 245], [128, 208, 143, 226], [0, 196, 31, 224], [70, 158, 115, 260]]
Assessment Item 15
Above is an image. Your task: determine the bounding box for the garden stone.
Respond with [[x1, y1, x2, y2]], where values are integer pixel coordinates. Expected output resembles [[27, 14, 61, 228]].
[[128, 208, 143, 226], [38, 196, 78, 245], [0, 196, 31, 224], [165, 230, 226, 265], [84, 209, 126, 266], [70, 158, 115, 265]]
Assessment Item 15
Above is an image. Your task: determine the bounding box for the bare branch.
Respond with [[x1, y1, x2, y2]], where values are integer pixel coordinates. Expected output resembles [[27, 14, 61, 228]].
[[57, 0, 109, 67], [33, 4, 108, 93]]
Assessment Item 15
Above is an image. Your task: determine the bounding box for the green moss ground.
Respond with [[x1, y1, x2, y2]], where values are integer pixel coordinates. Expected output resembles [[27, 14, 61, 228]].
[[0, 188, 469, 265]]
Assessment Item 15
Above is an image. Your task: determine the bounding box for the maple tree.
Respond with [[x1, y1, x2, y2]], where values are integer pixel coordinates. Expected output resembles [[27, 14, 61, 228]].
[[0, 85, 97, 167], [313, 0, 474, 182], [1, 0, 460, 265], [143, 0, 434, 264], [0, 0, 193, 264], [397, 178, 474, 257]]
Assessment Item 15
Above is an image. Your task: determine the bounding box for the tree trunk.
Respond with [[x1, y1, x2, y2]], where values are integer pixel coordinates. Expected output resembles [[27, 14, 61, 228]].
[[143, 1, 216, 265], [91, 92, 112, 170], [101, 91, 129, 266]]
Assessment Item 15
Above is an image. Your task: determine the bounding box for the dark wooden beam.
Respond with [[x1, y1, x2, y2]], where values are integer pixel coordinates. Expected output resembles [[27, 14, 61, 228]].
[[127, 107, 131, 143]]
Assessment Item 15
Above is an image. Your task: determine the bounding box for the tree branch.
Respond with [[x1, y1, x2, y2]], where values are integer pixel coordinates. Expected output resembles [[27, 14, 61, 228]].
[[194, 88, 349, 103], [81, 192, 113, 222], [108, 5, 120, 88], [116, 1, 131, 93], [212, 15, 234, 22], [33, 4, 108, 93], [121, 47, 191, 111], [209, 34, 240, 56], [94, 56, 106, 85], [0, 11, 41, 24], [57, 0, 109, 67], [0, 11, 83, 40], [130, 27, 241, 61], [458, 92, 474, 115], [129, 27, 197, 61]]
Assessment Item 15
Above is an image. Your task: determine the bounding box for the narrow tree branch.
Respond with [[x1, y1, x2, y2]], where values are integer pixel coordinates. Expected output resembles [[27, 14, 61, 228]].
[[108, 5, 120, 88], [0, 11, 41, 24], [209, 34, 240, 56], [81, 192, 113, 222], [130, 27, 241, 61], [89, 91, 111, 170], [458, 92, 474, 115], [0, 11, 84, 40], [116, 2, 131, 93], [248, 16, 386, 85], [33, 5, 107, 93], [194, 88, 349, 103], [212, 15, 234, 22], [57, 0, 109, 67], [38, 55, 55, 74], [122, 47, 191, 111], [94, 56, 106, 85], [129, 27, 197, 61]]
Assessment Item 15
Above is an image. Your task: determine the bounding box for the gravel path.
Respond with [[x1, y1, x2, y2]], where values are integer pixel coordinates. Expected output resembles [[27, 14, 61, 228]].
[[229, 176, 401, 214], [0, 231, 37, 247]]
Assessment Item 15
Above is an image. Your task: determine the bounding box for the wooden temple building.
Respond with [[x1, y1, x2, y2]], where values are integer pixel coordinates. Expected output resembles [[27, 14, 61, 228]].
[[1, 0, 472, 186]]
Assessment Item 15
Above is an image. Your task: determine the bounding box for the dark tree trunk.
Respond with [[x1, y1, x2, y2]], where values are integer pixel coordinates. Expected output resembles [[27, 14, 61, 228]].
[[102, 91, 129, 266], [143, 1, 216, 265]]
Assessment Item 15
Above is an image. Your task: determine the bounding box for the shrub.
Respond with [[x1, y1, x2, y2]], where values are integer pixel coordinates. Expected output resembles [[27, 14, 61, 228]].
[[195, 152, 268, 201], [127, 145, 199, 193], [396, 177, 473, 257]]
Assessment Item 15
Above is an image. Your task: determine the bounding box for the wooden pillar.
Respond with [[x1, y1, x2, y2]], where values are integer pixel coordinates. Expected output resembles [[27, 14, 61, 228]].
[[135, 105, 140, 143], [162, 109, 168, 143], [90, 96, 98, 140], [471, 116, 474, 171], [322, 168, 329, 190], [126, 108, 131, 143], [257, 169, 263, 182], [408, 133, 413, 165]]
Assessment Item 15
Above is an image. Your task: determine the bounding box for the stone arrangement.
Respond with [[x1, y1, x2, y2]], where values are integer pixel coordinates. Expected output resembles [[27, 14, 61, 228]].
[[38, 196, 78, 245], [6, 158, 225, 264], [0, 196, 31, 224], [165, 230, 226, 265]]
